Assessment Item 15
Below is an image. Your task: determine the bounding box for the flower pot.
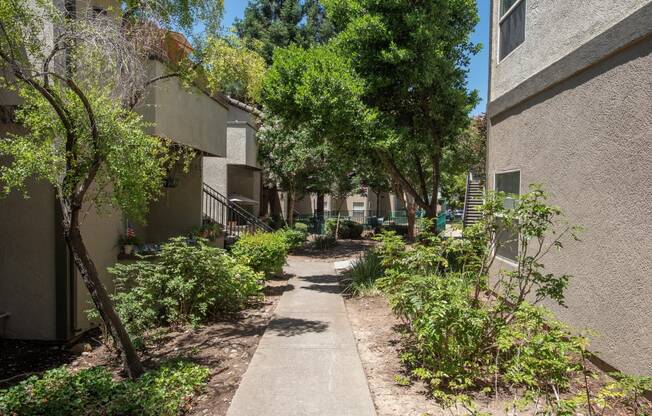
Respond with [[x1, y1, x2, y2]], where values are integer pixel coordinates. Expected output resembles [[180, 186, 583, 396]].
[[123, 244, 134, 255]]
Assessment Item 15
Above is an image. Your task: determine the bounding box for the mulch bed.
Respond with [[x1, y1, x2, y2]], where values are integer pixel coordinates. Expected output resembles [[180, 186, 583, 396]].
[[0, 276, 291, 416], [345, 295, 652, 416]]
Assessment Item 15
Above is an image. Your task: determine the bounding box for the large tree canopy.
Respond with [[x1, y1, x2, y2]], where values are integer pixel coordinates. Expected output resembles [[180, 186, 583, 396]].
[[234, 0, 334, 64], [261, 0, 480, 219]]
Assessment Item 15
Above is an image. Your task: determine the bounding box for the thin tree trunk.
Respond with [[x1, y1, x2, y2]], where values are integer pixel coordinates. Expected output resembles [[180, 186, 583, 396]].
[[64, 201, 144, 379], [286, 190, 295, 226], [406, 194, 417, 240], [316, 192, 324, 218]]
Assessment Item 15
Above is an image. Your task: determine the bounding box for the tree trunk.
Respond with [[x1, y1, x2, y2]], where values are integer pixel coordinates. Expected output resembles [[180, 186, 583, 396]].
[[260, 186, 270, 217], [316, 192, 324, 218], [405, 194, 417, 240], [269, 184, 283, 218], [286, 190, 295, 226], [64, 201, 144, 379]]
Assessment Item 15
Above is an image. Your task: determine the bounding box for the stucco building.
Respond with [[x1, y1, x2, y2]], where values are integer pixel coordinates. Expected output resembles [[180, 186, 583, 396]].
[[203, 98, 262, 218], [0, 1, 228, 341], [486, 0, 651, 375]]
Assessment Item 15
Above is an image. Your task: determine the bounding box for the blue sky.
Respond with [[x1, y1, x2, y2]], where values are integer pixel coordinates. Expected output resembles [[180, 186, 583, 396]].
[[223, 0, 490, 115]]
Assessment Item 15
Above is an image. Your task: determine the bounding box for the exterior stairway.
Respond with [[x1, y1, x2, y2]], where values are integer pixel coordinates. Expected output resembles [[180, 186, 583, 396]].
[[202, 183, 272, 239], [463, 172, 484, 228]]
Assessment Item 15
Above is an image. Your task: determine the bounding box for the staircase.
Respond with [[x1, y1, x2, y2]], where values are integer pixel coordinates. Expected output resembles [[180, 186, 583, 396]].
[[462, 172, 484, 228], [202, 183, 272, 239]]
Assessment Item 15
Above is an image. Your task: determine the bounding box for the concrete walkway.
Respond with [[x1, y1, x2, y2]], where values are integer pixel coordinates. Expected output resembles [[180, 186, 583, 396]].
[[226, 257, 377, 416]]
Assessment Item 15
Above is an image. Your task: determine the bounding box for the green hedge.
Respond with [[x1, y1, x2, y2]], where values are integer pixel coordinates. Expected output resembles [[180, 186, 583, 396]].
[[324, 218, 363, 239], [0, 361, 209, 416], [108, 238, 262, 338], [279, 226, 307, 251], [231, 231, 288, 276]]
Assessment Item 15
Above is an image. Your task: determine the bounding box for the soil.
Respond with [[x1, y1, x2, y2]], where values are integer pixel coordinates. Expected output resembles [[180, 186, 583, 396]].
[[345, 295, 652, 416], [0, 276, 290, 416]]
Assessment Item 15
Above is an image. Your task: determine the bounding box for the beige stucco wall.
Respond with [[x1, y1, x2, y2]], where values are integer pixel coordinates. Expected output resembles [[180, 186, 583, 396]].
[[140, 156, 203, 243], [487, 38, 652, 376], [490, 0, 649, 99], [137, 60, 227, 157]]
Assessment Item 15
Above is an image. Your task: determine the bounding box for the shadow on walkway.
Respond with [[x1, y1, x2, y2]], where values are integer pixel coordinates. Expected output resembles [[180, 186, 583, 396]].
[[267, 318, 329, 337]]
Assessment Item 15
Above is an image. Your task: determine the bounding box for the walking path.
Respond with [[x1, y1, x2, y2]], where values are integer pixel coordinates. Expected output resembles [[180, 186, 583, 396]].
[[226, 257, 377, 416]]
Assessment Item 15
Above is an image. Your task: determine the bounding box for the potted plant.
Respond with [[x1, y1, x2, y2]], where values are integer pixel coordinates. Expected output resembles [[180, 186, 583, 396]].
[[190, 222, 224, 248], [119, 227, 140, 255]]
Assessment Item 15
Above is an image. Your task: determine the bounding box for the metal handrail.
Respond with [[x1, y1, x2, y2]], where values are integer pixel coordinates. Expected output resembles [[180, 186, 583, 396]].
[[202, 183, 272, 237], [462, 171, 471, 227]]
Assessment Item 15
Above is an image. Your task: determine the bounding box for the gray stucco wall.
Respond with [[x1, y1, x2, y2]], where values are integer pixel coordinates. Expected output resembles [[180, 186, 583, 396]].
[[490, 0, 649, 100], [76, 197, 123, 333], [137, 60, 228, 157], [487, 38, 652, 376], [0, 177, 57, 340], [141, 156, 203, 243]]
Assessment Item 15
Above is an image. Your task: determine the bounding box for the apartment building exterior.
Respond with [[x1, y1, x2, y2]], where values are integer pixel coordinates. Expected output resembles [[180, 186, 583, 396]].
[[487, 0, 652, 375], [203, 98, 263, 219], [0, 1, 228, 341]]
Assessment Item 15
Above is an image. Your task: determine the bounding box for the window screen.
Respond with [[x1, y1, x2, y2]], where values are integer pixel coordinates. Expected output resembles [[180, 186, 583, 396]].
[[499, 0, 525, 60], [495, 171, 520, 261], [352, 202, 365, 217]]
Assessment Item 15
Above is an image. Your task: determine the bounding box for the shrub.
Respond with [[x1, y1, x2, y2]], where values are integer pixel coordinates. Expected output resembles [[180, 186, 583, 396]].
[[343, 250, 384, 296], [108, 237, 262, 338], [382, 223, 408, 236], [293, 222, 309, 234], [279, 226, 307, 251], [325, 218, 363, 239], [0, 361, 209, 416], [231, 231, 288, 276], [376, 186, 591, 406], [313, 234, 337, 250]]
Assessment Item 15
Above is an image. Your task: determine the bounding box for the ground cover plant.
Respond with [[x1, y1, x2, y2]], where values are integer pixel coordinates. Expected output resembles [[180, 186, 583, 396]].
[[313, 234, 338, 250], [106, 238, 262, 340], [375, 186, 651, 414], [231, 231, 289, 276], [0, 360, 209, 416]]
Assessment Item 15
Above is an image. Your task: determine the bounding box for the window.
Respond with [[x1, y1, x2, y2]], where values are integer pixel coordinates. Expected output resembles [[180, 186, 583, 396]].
[[352, 202, 365, 218], [499, 0, 525, 60], [495, 171, 520, 262]]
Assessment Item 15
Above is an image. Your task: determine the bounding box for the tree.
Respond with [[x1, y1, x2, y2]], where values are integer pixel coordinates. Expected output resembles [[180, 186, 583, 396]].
[[0, 0, 226, 378], [263, 0, 479, 221], [234, 0, 334, 65]]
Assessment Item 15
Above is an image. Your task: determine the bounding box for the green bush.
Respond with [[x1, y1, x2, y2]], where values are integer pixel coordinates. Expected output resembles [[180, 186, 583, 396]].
[[0, 361, 209, 416], [376, 186, 592, 407], [313, 234, 337, 250], [231, 231, 288, 276], [109, 237, 262, 337], [343, 250, 384, 296], [293, 222, 309, 234], [324, 218, 363, 239], [382, 223, 408, 236], [279, 226, 307, 251]]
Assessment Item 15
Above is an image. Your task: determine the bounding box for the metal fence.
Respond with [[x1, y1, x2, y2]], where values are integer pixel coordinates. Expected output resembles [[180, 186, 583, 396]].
[[296, 211, 447, 235]]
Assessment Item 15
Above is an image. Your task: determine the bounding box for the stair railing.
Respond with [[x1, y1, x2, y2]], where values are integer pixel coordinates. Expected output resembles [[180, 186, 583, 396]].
[[462, 171, 472, 228], [202, 183, 272, 237]]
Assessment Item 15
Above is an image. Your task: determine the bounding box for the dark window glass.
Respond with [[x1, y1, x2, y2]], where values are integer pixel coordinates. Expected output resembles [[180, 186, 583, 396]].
[[499, 0, 525, 60], [501, 0, 519, 16], [495, 171, 520, 261]]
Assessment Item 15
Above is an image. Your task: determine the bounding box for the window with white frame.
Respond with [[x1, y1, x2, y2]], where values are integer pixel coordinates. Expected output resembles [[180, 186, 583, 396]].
[[499, 0, 525, 60], [495, 171, 520, 262]]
